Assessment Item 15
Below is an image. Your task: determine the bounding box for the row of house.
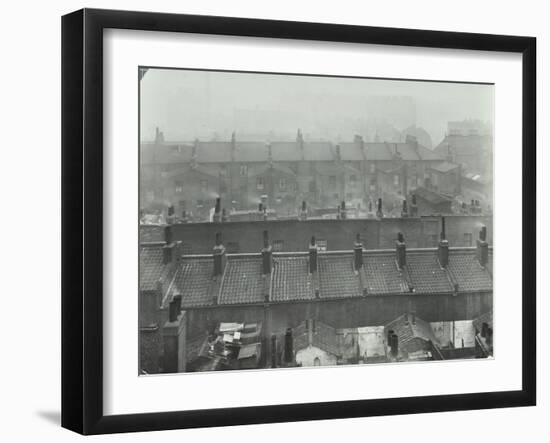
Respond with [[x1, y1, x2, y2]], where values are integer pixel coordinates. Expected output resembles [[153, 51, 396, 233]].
[[139, 221, 493, 374], [140, 128, 491, 221]]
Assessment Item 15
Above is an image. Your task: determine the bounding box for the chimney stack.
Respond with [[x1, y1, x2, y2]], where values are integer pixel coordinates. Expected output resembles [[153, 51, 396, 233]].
[[168, 299, 178, 323], [335, 144, 341, 161], [167, 205, 176, 224], [213, 197, 222, 223], [477, 225, 489, 267], [181, 209, 188, 223], [438, 216, 449, 268], [309, 236, 318, 274], [401, 199, 409, 218], [396, 232, 406, 269], [410, 194, 418, 217], [376, 198, 383, 218], [353, 233, 363, 271], [163, 226, 176, 264], [262, 230, 273, 275], [212, 232, 227, 278], [300, 200, 307, 221], [258, 202, 263, 213], [284, 328, 294, 364], [340, 201, 347, 220]]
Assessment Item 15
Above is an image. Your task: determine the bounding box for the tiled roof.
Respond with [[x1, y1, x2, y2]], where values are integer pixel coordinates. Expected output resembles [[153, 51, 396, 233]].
[[318, 254, 362, 298], [447, 250, 492, 292], [172, 258, 214, 307], [157, 247, 491, 306], [219, 257, 266, 304], [385, 313, 438, 348], [361, 252, 409, 294], [271, 256, 316, 301], [139, 244, 171, 291], [406, 252, 454, 294], [140, 143, 194, 164]]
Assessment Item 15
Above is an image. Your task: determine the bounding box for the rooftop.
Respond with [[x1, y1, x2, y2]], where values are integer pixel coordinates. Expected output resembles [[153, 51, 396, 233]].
[[140, 242, 493, 309]]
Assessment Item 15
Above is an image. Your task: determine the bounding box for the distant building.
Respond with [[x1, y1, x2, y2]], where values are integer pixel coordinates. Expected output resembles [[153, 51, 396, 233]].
[[140, 130, 447, 220]]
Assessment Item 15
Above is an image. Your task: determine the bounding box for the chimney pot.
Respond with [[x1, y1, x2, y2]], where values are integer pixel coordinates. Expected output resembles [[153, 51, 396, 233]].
[[477, 226, 489, 267], [376, 198, 384, 218], [213, 232, 227, 277], [164, 225, 173, 245], [173, 294, 182, 314]]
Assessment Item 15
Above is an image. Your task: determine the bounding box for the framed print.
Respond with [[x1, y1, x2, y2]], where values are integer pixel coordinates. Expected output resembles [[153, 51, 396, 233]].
[[61, 8, 536, 435]]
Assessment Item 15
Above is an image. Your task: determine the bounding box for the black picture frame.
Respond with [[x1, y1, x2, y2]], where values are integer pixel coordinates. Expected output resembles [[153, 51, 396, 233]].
[[61, 8, 536, 435]]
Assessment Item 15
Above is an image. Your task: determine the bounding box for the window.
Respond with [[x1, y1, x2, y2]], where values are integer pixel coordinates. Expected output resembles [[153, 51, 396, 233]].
[[240, 164, 248, 176], [196, 200, 204, 208], [273, 240, 284, 252], [256, 177, 265, 190], [329, 176, 336, 187], [464, 233, 473, 246], [349, 174, 357, 188], [370, 163, 376, 174], [200, 179, 208, 192], [313, 357, 321, 366], [175, 181, 183, 194], [279, 178, 286, 191]]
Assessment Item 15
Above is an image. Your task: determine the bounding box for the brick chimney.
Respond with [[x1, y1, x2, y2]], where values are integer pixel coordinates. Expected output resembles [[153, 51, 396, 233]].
[[309, 236, 318, 274], [438, 216, 449, 268], [396, 232, 406, 269], [376, 197, 384, 218], [162, 300, 186, 373], [335, 144, 342, 161], [212, 197, 221, 223], [191, 139, 198, 169], [163, 226, 177, 264], [297, 129, 304, 160], [410, 194, 418, 217], [261, 230, 273, 275], [167, 205, 176, 224], [300, 200, 307, 221], [401, 199, 408, 218], [353, 233, 363, 272], [212, 232, 227, 277], [477, 225, 489, 267]]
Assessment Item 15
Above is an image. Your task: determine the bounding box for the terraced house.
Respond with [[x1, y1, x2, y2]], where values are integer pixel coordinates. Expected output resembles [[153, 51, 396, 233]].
[[139, 220, 493, 374]]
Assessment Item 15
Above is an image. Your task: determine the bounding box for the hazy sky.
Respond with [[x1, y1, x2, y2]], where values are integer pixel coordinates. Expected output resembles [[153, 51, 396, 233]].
[[140, 68, 494, 146]]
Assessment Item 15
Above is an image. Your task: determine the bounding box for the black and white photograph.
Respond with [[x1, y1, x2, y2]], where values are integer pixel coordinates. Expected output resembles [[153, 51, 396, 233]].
[[138, 68, 494, 375]]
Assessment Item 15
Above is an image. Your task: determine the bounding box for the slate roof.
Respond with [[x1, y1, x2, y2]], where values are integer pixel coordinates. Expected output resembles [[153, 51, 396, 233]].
[[139, 244, 171, 291], [303, 142, 334, 161], [196, 141, 232, 163], [140, 143, 194, 165], [338, 142, 364, 161], [271, 256, 316, 301], [233, 142, 268, 162], [219, 257, 266, 304], [271, 142, 302, 162], [414, 186, 454, 205]]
